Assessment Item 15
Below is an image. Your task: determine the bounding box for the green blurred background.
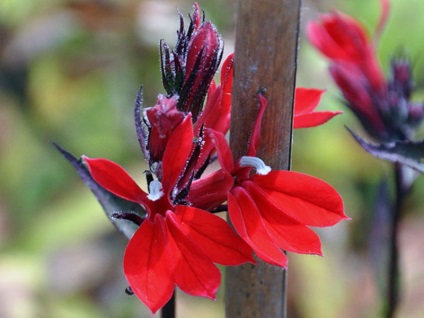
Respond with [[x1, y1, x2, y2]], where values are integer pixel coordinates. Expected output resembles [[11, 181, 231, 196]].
[[1, 0, 424, 317]]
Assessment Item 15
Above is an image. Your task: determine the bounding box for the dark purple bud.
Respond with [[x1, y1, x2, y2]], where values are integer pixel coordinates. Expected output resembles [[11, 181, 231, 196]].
[[390, 57, 413, 99], [178, 22, 223, 121], [160, 40, 184, 96], [407, 102, 424, 126], [174, 3, 202, 61]]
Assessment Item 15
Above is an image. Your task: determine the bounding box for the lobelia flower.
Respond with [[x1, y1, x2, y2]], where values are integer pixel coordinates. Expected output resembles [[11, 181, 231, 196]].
[[307, 0, 424, 144], [83, 115, 254, 314], [57, 2, 347, 314], [187, 86, 343, 210], [76, 7, 249, 313], [192, 95, 348, 267]]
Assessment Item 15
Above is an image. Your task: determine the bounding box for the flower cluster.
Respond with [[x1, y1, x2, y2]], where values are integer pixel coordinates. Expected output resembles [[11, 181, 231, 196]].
[[59, 3, 347, 313], [308, 0, 424, 144]]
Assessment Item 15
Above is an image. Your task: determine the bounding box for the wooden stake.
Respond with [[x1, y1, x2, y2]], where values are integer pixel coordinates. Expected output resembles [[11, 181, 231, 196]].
[[226, 0, 301, 317]]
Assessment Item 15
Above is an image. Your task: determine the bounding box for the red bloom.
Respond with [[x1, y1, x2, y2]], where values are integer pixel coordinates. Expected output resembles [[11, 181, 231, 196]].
[[307, 11, 385, 91], [206, 95, 348, 267], [306, 3, 386, 113], [294, 87, 342, 128], [195, 53, 234, 136], [83, 116, 253, 313], [306, 0, 408, 141], [308, 0, 424, 143]]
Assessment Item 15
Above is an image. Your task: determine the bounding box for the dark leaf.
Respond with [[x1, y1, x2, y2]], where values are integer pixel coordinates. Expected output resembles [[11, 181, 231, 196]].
[[134, 86, 150, 162], [348, 128, 424, 173], [54, 144, 145, 239], [160, 40, 174, 95]]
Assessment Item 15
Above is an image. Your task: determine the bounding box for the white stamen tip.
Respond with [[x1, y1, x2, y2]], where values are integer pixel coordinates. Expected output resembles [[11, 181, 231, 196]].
[[239, 156, 271, 175], [147, 180, 164, 201]]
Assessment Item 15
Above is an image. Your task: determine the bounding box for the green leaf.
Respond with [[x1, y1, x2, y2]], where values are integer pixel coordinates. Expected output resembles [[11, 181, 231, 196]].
[[54, 144, 145, 239], [348, 128, 424, 173]]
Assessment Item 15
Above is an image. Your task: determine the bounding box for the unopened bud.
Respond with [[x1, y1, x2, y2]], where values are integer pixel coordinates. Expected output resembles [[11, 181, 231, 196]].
[[178, 22, 223, 121]]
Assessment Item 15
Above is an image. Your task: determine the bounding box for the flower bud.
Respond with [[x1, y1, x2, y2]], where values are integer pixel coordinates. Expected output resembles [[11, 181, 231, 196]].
[[390, 57, 413, 99], [178, 21, 223, 122], [145, 95, 185, 176]]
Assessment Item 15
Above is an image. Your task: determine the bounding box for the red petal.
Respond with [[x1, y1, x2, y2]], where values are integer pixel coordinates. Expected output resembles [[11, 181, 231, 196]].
[[329, 63, 386, 134], [228, 188, 288, 267], [307, 13, 369, 62], [196, 53, 233, 135], [174, 205, 254, 265], [375, 0, 390, 42], [146, 95, 184, 163], [294, 88, 325, 114], [206, 129, 234, 173], [243, 181, 323, 255], [185, 22, 220, 84], [251, 171, 348, 227], [308, 12, 386, 91], [294, 111, 342, 129], [123, 216, 174, 314], [165, 211, 221, 299], [293, 88, 342, 128], [83, 157, 147, 204], [187, 168, 233, 210], [161, 115, 194, 195]]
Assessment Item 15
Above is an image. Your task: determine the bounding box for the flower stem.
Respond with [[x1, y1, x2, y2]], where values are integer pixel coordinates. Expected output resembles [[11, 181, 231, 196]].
[[161, 292, 175, 318], [385, 163, 410, 317]]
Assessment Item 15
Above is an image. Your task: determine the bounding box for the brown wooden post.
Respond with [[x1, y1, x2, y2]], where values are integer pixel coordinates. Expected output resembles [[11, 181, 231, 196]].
[[225, 0, 301, 317]]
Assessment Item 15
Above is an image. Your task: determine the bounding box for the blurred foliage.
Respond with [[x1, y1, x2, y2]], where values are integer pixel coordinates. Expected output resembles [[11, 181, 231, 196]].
[[0, 0, 423, 317]]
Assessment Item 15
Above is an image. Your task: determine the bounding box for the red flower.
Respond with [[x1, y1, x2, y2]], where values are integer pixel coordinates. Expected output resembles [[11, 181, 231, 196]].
[[307, 11, 385, 91], [195, 53, 234, 136], [294, 87, 342, 128], [59, 2, 349, 314], [205, 95, 348, 267], [83, 115, 253, 313], [308, 0, 424, 143], [306, 3, 387, 125], [306, 0, 421, 141]]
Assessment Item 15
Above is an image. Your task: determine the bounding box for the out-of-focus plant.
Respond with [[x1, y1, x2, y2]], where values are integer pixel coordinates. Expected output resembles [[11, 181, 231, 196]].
[[308, 0, 424, 316]]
